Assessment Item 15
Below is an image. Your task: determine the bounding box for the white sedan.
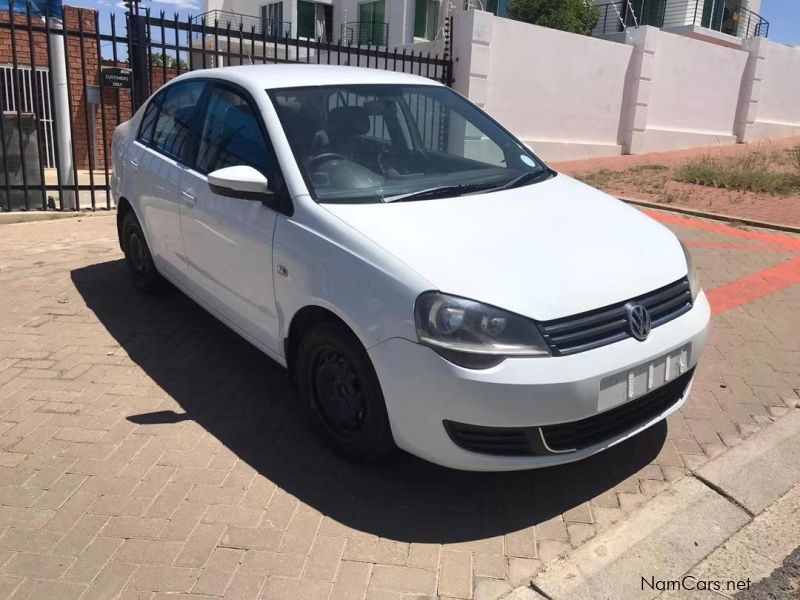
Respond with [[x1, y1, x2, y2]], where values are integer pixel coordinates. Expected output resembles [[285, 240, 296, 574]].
[[111, 65, 710, 471]]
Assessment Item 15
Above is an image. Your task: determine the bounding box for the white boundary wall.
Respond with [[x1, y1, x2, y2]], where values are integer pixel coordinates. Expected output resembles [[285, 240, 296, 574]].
[[448, 9, 800, 161], [488, 16, 633, 160]]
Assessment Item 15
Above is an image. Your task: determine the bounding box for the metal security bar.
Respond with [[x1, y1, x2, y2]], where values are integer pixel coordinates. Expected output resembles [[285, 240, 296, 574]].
[[593, 0, 769, 38], [0, 2, 453, 212], [192, 9, 292, 39]]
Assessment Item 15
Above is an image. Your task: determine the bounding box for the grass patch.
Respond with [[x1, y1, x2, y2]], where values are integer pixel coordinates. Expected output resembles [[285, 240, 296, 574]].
[[676, 153, 800, 195], [790, 145, 800, 174], [577, 169, 619, 188], [628, 164, 669, 173], [577, 163, 670, 195]]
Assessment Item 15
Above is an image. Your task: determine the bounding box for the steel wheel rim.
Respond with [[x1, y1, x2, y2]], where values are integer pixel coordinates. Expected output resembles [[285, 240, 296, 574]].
[[128, 231, 146, 275], [312, 346, 366, 436]]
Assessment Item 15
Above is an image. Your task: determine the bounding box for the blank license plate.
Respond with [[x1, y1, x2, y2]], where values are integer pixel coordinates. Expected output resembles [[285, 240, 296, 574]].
[[598, 345, 690, 412]]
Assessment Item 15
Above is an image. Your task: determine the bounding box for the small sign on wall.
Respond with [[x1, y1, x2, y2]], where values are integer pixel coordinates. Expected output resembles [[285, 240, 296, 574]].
[[100, 67, 133, 89]]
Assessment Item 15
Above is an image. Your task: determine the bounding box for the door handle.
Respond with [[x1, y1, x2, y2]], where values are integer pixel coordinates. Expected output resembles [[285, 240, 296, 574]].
[[181, 190, 196, 205], [129, 158, 139, 170]]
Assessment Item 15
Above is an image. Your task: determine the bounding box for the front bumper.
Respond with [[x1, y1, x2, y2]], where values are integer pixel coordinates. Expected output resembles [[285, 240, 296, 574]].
[[368, 292, 711, 471]]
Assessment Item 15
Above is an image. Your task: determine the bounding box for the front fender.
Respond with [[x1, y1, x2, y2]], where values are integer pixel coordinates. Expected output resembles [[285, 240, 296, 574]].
[[274, 196, 432, 351]]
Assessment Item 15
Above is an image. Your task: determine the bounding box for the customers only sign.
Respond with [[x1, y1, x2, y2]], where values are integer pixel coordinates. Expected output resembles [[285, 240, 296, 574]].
[[101, 67, 133, 89]]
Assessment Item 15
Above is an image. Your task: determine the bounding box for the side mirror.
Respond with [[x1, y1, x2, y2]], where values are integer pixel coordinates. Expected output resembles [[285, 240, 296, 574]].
[[208, 165, 272, 202]]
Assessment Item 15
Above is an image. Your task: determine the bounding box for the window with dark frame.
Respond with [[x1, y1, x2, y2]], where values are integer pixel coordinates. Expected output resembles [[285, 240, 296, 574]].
[[146, 81, 205, 163], [195, 86, 275, 185]]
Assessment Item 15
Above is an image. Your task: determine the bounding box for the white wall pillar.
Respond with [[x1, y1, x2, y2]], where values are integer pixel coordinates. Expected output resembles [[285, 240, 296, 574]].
[[735, 36, 767, 143], [620, 26, 660, 155], [450, 9, 493, 107]]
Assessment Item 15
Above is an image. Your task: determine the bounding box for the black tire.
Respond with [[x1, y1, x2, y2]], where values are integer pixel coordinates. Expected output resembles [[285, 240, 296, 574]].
[[121, 211, 163, 293], [296, 321, 395, 462]]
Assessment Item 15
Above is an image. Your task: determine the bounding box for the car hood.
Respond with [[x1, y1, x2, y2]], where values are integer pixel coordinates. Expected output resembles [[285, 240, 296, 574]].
[[322, 174, 688, 321]]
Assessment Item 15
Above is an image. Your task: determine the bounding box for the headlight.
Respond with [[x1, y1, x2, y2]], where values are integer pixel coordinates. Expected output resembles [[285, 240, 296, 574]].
[[414, 292, 550, 369], [680, 240, 701, 301]]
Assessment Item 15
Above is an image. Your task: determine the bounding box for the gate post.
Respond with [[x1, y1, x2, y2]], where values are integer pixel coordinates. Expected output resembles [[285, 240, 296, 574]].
[[47, 16, 76, 210], [127, 9, 151, 110]]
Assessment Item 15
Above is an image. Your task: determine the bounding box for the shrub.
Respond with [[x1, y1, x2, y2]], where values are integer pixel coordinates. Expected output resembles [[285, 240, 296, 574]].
[[506, 0, 599, 35], [676, 153, 800, 195]]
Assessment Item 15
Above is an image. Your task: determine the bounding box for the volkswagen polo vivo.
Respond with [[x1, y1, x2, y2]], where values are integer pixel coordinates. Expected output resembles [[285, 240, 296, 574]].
[[111, 65, 710, 471]]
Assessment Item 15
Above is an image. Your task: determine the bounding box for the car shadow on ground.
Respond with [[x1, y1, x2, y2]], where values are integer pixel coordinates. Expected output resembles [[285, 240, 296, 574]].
[[71, 259, 667, 544]]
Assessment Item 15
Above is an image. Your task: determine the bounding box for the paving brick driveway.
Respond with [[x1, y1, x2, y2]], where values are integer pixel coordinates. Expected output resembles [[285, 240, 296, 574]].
[[0, 210, 798, 600]]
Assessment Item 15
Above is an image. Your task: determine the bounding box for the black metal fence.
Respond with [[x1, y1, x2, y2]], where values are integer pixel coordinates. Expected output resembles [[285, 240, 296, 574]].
[[0, 2, 453, 212], [594, 0, 769, 38]]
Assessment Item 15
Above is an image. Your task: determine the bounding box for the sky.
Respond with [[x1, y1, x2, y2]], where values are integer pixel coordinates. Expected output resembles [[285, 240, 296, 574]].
[[69, 0, 202, 21], [760, 0, 800, 46], [91, 0, 202, 17]]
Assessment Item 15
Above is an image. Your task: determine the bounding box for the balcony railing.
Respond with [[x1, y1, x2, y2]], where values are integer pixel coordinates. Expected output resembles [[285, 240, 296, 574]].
[[593, 0, 769, 39], [340, 21, 389, 46], [191, 9, 291, 38]]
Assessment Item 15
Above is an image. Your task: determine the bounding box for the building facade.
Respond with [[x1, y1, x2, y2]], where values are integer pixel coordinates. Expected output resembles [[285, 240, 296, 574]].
[[592, 0, 768, 43], [201, 0, 447, 47]]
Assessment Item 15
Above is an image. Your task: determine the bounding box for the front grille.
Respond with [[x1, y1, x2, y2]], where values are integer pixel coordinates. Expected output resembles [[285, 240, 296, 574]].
[[541, 367, 694, 452], [538, 277, 692, 356], [443, 367, 694, 457]]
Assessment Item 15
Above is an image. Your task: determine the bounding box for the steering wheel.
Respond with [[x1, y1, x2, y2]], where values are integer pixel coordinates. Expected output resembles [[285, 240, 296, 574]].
[[307, 153, 349, 170]]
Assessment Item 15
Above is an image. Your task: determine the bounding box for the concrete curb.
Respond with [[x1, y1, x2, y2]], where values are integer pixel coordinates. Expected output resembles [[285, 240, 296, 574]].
[[0, 210, 115, 225], [657, 483, 800, 599], [514, 409, 800, 600], [618, 196, 800, 235]]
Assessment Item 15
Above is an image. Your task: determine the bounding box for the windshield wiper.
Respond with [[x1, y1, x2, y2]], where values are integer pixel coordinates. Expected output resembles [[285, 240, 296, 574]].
[[492, 169, 555, 192], [382, 169, 555, 203], [383, 182, 495, 203]]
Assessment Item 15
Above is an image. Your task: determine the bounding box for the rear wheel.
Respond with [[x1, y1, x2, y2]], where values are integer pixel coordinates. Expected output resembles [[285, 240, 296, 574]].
[[122, 211, 163, 293], [296, 322, 395, 462]]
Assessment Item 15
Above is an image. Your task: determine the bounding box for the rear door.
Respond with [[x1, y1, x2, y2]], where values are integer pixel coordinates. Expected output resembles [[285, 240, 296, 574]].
[[178, 82, 284, 354], [133, 80, 205, 280]]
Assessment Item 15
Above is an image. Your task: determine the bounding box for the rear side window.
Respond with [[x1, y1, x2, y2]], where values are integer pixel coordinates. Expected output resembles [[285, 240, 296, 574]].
[[150, 81, 205, 163], [196, 86, 273, 177]]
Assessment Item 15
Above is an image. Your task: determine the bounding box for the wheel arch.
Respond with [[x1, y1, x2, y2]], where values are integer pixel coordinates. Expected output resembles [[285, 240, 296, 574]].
[[284, 304, 365, 385], [116, 196, 133, 252]]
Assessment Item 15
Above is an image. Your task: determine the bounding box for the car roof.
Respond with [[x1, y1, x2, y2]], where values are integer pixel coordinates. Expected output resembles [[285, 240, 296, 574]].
[[172, 64, 443, 92]]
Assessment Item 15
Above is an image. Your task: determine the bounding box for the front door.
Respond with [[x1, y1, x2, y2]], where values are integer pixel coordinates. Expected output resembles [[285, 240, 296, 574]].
[[178, 83, 283, 354]]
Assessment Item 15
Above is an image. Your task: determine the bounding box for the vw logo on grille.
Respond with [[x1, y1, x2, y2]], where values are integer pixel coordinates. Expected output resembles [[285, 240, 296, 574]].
[[627, 303, 651, 341]]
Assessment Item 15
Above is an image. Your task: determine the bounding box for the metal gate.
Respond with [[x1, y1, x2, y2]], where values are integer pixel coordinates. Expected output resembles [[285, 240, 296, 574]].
[[0, 2, 453, 212]]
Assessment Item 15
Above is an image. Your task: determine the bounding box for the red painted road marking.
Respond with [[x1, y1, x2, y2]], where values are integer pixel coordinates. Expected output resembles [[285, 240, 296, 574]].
[[641, 209, 800, 314], [705, 256, 800, 315]]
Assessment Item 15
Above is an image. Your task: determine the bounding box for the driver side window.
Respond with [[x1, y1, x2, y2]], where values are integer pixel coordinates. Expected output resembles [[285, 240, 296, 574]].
[[196, 86, 278, 189]]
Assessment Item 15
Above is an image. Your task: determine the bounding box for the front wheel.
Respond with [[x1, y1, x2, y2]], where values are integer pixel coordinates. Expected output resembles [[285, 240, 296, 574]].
[[296, 322, 395, 462]]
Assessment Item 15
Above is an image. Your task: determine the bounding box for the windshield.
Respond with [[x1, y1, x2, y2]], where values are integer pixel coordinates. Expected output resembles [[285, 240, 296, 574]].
[[268, 84, 551, 204]]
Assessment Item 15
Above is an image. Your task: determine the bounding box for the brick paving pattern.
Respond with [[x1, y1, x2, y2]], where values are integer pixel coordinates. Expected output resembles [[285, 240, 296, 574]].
[[0, 211, 797, 599]]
